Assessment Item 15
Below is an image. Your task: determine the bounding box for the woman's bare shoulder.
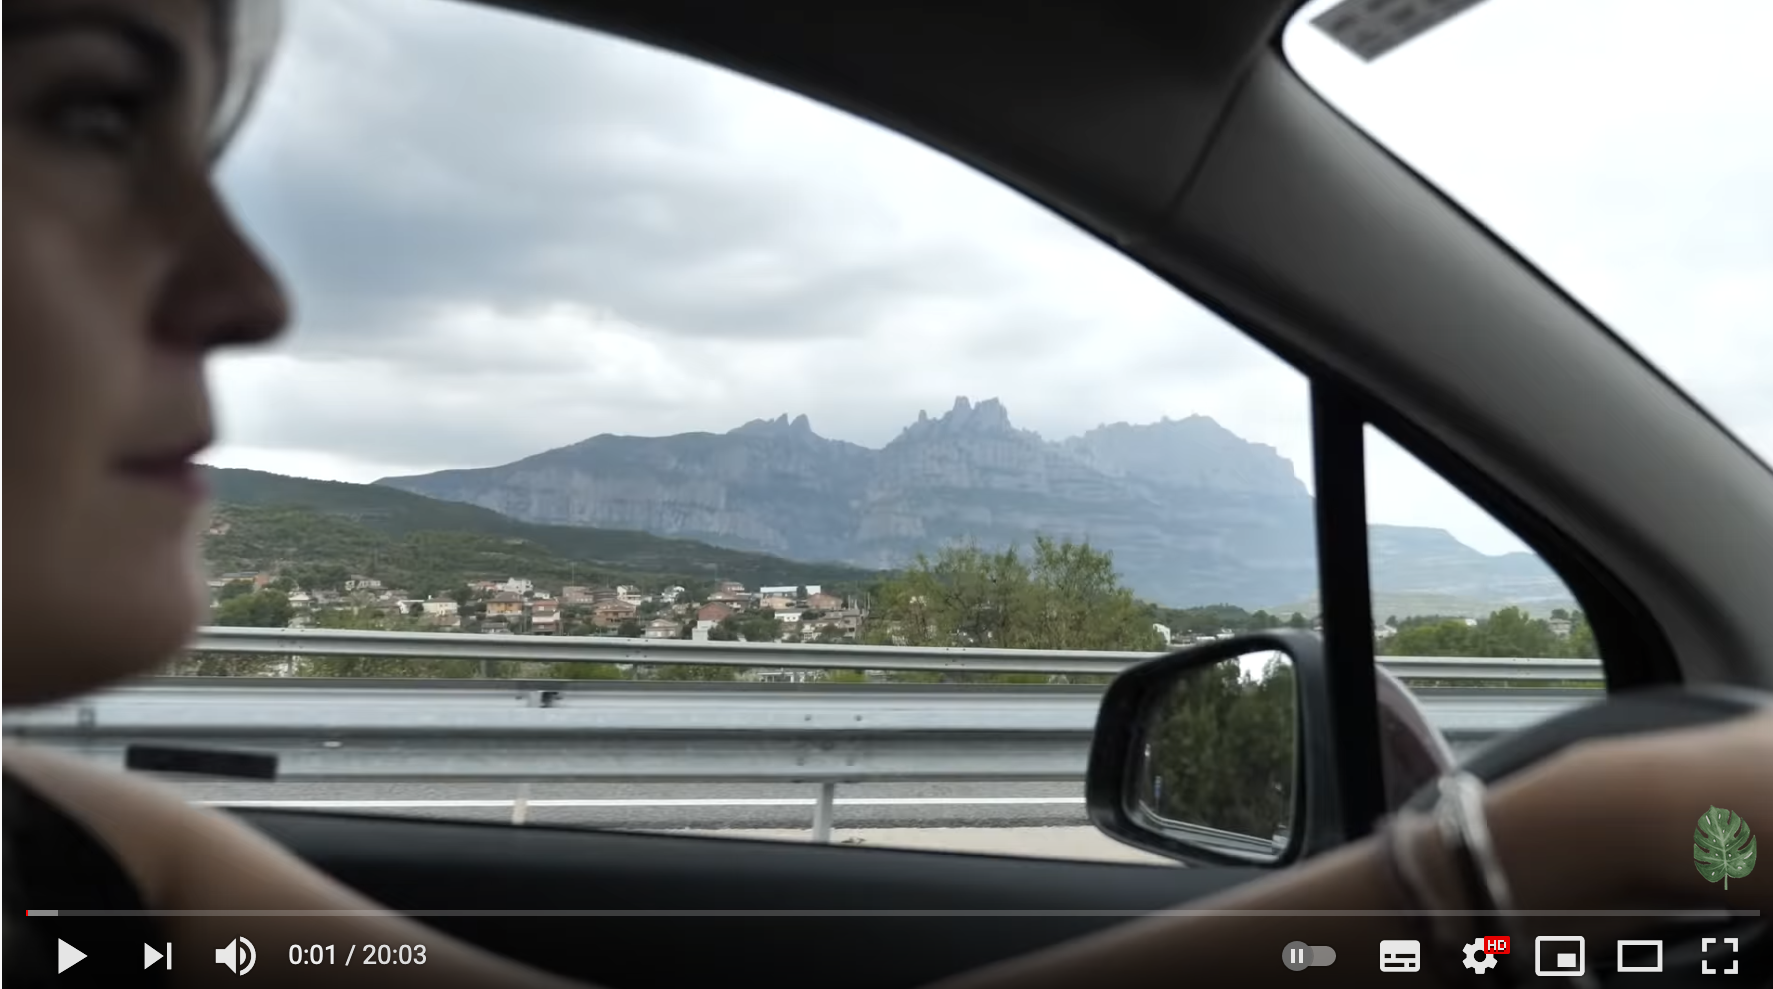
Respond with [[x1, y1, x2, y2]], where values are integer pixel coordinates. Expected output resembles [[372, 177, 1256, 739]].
[[2, 744, 594, 987], [4, 743, 201, 903], [2, 742, 374, 910]]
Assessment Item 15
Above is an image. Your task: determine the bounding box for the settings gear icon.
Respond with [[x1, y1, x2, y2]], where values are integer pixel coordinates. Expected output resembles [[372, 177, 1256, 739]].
[[1462, 938, 1499, 974]]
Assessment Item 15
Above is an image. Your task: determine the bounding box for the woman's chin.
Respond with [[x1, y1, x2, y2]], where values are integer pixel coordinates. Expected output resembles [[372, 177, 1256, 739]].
[[4, 584, 206, 706]]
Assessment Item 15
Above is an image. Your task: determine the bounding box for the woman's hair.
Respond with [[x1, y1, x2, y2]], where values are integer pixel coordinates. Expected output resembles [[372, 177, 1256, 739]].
[[207, 0, 284, 157]]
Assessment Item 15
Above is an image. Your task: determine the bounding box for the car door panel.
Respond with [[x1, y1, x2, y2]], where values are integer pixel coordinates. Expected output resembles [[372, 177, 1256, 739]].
[[236, 809, 1247, 988]]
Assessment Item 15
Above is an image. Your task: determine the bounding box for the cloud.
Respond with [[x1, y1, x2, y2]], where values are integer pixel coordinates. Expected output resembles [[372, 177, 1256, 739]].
[[205, 0, 1768, 563]]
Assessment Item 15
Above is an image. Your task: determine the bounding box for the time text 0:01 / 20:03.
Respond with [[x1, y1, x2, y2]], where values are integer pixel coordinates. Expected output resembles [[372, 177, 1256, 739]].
[[288, 944, 429, 965]]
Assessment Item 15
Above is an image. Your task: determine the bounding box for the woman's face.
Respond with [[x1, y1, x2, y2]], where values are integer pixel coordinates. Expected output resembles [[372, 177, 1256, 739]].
[[4, 0, 289, 704]]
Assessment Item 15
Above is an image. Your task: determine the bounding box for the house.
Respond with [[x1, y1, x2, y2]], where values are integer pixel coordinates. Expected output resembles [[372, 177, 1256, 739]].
[[346, 576, 383, 591], [707, 587, 749, 609], [1152, 623, 1172, 645], [593, 600, 638, 628], [757, 585, 798, 599], [591, 587, 621, 604], [422, 598, 459, 617], [487, 591, 525, 618], [428, 614, 463, 630], [691, 619, 717, 641], [531, 599, 561, 635], [1548, 617, 1573, 638], [806, 592, 843, 611], [1374, 624, 1397, 641], [659, 586, 685, 603], [469, 580, 499, 594], [758, 594, 795, 612], [697, 603, 735, 623], [482, 624, 513, 635], [288, 591, 313, 610], [716, 580, 747, 596], [560, 586, 597, 607], [500, 577, 533, 595], [773, 611, 804, 624], [644, 617, 681, 639], [616, 585, 645, 606]]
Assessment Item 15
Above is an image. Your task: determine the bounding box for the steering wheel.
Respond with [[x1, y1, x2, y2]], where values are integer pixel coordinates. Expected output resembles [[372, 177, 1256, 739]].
[[1402, 684, 1771, 985]]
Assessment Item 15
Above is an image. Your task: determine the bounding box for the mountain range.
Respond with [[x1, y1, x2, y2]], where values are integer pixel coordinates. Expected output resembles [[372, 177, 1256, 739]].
[[375, 398, 1570, 609], [202, 467, 879, 592]]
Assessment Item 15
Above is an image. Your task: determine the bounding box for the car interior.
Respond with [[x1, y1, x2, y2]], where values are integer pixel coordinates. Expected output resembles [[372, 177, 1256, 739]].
[[56, 0, 1773, 986]]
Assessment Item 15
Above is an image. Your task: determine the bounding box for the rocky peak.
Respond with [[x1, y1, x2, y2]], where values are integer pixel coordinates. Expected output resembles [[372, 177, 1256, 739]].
[[730, 412, 819, 439], [1062, 414, 1305, 497], [898, 396, 1018, 441]]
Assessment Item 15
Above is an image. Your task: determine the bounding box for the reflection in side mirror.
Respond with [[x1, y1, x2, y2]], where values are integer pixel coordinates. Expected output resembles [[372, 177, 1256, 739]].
[[1126, 651, 1298, 863]]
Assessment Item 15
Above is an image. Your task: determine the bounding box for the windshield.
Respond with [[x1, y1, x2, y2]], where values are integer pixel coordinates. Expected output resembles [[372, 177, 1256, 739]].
[[1285, 0, 1773, 468]]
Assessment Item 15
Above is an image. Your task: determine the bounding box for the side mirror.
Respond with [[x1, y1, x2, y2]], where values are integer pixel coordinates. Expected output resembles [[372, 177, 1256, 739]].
[[1086, 630, 1453, 867]]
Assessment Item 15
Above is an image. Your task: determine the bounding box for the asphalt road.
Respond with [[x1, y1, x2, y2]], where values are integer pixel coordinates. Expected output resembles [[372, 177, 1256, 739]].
[[166, 780, 1091, 830]]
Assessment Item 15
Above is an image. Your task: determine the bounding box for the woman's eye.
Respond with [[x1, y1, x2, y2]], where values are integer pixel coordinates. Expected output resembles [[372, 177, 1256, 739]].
[[44, 90, 147, 151]]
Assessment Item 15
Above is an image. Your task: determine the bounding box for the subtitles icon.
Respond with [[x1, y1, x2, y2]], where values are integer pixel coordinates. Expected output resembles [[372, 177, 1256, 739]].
[[1379, 940, 1421, 973]]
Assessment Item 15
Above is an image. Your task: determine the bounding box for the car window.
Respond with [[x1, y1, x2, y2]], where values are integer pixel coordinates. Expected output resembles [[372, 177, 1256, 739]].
[[8, 0, 1590, 865], [1364, 428, 1603, 768], [173, 0, 1317, 865], [1284, 0, 1773, 471]]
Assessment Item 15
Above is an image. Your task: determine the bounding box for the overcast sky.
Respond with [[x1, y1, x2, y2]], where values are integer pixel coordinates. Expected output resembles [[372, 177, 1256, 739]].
[[203, 0, 1771, 560]]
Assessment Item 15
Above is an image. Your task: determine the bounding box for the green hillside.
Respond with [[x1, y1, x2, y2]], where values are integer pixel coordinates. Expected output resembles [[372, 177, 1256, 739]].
[[201, 468, 881, 595]]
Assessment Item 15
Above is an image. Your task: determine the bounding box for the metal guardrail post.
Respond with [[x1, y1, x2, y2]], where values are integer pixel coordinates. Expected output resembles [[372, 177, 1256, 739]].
[[812, 782, 837, 843]]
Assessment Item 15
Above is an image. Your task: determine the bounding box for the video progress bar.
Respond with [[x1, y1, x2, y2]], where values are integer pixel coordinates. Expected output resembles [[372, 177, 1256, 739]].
[[28, 909, 1763, 919]]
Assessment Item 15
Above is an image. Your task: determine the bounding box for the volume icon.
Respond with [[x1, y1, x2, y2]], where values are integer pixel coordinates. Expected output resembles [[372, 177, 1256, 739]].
[[215, 937, 257, 975]]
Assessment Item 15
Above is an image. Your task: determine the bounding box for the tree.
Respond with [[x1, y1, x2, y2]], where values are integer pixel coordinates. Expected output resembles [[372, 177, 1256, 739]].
[[212, 589, 294, 628], [1143, 656, 1296, 840], [1382, 607, 1601, 663], [654, 664, 737, 681], [861, 536, 1162, 666], [216, 579, 255, 603], [617, 618, 644, 638], [724, 610, 780, 643]]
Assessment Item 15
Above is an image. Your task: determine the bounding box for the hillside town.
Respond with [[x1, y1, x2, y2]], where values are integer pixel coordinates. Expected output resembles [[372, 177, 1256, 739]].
[[206, 571, 869, 644]]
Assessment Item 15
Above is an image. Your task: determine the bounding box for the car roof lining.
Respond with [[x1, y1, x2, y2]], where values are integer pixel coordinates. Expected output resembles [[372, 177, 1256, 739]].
[[457, 0, 1771, 688]]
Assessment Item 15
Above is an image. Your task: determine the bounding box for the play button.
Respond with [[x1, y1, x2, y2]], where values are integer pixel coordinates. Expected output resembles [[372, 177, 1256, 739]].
[[57, 939, 87, 973], [145, 942, 166, 969]]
